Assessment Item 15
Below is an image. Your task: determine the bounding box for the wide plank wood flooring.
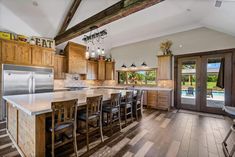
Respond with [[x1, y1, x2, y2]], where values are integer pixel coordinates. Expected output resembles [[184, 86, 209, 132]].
[[0, 109, 234, 157]]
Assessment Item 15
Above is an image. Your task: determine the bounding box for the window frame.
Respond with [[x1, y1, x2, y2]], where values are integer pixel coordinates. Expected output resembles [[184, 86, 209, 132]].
[[117, 68, 157, 86]]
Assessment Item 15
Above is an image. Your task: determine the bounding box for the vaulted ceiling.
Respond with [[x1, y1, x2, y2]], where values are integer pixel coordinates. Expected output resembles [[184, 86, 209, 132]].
[[1, 0, 235, 51]]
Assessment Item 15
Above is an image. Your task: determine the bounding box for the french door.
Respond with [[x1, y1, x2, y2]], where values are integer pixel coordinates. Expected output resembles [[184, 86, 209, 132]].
[[177, 53, 232, 114]]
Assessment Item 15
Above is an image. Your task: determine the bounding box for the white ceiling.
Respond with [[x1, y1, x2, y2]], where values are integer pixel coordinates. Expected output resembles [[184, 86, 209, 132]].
[[1, 0, 235, 52]]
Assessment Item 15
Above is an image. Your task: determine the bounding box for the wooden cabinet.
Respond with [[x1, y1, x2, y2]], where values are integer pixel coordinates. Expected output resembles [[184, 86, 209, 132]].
[[1, 40, 17, 63], [157, 55, 172, 80], [54, 55, 67, 79], [98, 60, 105, 80], [16, 43, 31, 65], [65, 42, 86, 74], [32, 47, 54, 67], [147, 90, 172, 110], [87, 60, 98, 80], [147, 90, 158, 108], [105, 62, 115, 80], [157, 91, 171, 111]]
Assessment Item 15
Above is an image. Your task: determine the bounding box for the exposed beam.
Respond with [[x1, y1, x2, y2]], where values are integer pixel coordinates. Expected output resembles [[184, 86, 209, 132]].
[[55, 0, 164, 45], [57, 0, 82, 35]]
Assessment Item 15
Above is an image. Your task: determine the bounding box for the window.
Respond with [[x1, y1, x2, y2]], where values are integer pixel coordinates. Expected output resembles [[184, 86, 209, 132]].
[[118, 69, 157, 85]]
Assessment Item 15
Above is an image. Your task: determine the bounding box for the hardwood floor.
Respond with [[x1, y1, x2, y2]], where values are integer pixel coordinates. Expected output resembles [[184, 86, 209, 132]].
[[0, 109, 234, 157]]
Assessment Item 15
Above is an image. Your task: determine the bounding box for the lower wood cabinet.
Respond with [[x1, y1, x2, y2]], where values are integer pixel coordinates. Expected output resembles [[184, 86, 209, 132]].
[[54, 55, 67, 79], [147, 90, 172, 111]]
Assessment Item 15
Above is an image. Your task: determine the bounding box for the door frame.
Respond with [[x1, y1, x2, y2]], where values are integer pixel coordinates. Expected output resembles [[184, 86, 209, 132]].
[[177, 56, 201, 111], [174, 48, 234, 114]]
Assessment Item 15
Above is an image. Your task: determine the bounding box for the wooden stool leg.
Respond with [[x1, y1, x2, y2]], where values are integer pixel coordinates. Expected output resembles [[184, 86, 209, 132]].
[[118, 109, 122, 131], [131, 106, 133, 123], [124, 107, 127, 126], [73, 126, 78, 157], [136, 106, 138, 121], [110, 112, 113, 135], [86, 120, 89, 151], [99, 115, 104, 142], [52, 131, 55, 157]]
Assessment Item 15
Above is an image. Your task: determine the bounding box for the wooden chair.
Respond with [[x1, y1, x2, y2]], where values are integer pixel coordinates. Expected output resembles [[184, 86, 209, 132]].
[[120, 91, 134, 126], [50, 99, 78, 157], [102, 93, 122, 134], [133, 90, 143, 121], [186, 87, 194, 96], [207, 89, 213, 98], [222, 106, 235, 157], [78, 95, 104, 151]]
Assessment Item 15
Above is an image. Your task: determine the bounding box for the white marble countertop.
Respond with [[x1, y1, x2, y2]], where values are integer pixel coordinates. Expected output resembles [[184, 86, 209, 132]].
[[90, 85, 173, 91], [3, 89, 132, 116]]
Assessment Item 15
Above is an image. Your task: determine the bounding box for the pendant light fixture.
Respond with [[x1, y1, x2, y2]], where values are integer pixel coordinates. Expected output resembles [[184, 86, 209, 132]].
[[141, 62, 147, 67], [121, 64, 127, 68], [130, 63, 136, 68]]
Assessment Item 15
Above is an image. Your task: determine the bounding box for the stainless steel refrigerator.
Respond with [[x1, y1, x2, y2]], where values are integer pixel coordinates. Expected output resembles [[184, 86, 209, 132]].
[[1, 64, 54, 119]]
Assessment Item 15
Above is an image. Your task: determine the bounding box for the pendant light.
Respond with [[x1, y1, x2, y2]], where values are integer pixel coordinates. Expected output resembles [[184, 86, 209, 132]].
[[121, 64, 127, 68], [141, 62, 147, 67], [130, 63, 136, 68], [85, 47, 90, 59]]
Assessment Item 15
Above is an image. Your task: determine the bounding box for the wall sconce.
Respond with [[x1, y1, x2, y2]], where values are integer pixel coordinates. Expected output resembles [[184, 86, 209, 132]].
[[141, 62, 147, 67], [130, 63, 136, 68], [121, 64, 127, 68]]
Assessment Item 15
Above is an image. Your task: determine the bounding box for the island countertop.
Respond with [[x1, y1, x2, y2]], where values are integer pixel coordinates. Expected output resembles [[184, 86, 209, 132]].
[[3, 89, 132, 116]]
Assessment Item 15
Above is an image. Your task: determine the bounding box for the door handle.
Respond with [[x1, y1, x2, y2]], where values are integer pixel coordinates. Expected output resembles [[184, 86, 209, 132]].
[[29, 77, 32, 93], [32, 77, 35, 93]]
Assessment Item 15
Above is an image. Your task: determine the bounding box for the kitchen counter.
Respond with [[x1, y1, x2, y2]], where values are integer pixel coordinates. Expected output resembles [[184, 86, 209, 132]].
[[3, 89, 132, 116], [90, 85, 173, 91], [4, 88, 134, 157]]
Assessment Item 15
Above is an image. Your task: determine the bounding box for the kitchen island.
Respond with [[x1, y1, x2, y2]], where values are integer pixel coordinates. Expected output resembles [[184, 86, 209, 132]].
[[3, 89, 133, 157]]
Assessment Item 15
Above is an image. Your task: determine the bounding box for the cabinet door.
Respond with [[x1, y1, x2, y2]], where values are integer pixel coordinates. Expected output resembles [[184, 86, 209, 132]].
[[16, 43, 31, 65], [2, 40, 17, 63], [54, 55, 66, 79], [157, 55, 172, 80], [54, 56, 59, 79], [157, 91, 171, 110], [147, 91, 158, 108], [87, 61, 92, 80], [68, 46, 86, 74], [42, 49, 54, 66], [32, 47, 43, 65], [105, 62, 114, 80], [98, 60, 105, 80], [92, 62, 98, 80]]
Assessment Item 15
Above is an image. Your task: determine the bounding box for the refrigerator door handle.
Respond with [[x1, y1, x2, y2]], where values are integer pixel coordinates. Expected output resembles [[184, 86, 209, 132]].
[[32, 76, 35, 93], [28, 76, 33, 93]]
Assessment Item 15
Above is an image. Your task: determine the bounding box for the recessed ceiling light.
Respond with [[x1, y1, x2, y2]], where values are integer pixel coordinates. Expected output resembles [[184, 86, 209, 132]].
[[215, 0, 222, 8], [32, 1, 38, 7], [179, 44, 183, 48]]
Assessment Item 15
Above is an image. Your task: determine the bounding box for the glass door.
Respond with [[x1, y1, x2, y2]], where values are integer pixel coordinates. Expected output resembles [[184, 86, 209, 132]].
[[177, 57, 201, 111], [200, 53, 232, 114]]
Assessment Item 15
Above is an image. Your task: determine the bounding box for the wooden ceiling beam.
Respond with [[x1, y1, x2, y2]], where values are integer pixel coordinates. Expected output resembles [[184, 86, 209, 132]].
[[57, 0, 82, 35], [55, 0, 164, 45]]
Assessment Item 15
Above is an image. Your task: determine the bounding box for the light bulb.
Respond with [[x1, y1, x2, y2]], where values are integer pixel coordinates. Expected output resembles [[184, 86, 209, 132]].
[[101, 49, 105, 56], [97, 47, 101, 55]]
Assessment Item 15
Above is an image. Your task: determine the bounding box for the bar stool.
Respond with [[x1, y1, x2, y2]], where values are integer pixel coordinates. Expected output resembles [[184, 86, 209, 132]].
[[133, 90, 143, 121], [222, 106, 235, 157], [102, 93, 122, 134], [77, 95, 104, 151], [50, 99, 78, 157], [120, 91, 134, 126]]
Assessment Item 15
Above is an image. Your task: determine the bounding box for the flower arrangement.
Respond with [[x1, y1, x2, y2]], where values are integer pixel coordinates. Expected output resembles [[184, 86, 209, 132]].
[[160, 40, 173, 55]]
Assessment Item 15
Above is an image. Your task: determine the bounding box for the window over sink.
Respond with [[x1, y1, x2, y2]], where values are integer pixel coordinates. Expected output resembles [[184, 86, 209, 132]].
[[118, 69, 157, 85]]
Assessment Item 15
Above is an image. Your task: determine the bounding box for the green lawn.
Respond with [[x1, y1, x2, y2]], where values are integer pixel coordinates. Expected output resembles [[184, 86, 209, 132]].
[[181, 82, 217, 89]]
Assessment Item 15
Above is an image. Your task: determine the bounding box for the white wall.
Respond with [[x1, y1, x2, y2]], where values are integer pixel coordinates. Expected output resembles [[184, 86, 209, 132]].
[[110, 27, 235, 70]]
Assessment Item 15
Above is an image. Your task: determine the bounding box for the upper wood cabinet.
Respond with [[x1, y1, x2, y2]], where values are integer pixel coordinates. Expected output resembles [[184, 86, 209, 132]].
[[31, 46, 54, 67], [1, 40, 17, 63], [54, 55, 67, 79], [64, 42, 87, 74], [157, 55, 172, 80], [98, 60, 105, 80], [16, 43, 31, 65], [0, 39, 55, 67], [87, 60, 98, 80], [105, 62, 115, 80]]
